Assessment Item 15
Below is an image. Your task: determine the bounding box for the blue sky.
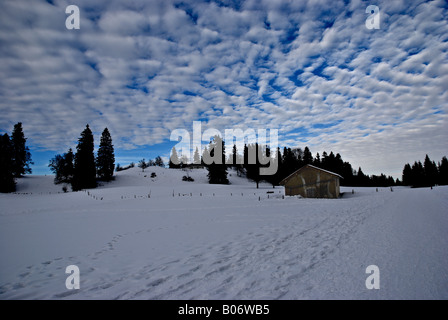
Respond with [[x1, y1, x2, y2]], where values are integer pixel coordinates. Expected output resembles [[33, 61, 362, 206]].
[[0, 0, 447, 178]]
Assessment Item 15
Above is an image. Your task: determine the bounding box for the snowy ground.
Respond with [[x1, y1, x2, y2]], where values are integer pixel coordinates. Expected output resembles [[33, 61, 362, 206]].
[[0, 167, 447, 299]]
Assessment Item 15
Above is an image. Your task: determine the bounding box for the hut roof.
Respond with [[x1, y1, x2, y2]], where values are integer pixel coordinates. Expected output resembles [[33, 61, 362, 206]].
[[279, 164, 343, 185]]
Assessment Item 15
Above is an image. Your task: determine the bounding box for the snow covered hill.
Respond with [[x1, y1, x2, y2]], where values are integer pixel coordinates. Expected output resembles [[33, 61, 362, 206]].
[[0, 167, 447, 299]]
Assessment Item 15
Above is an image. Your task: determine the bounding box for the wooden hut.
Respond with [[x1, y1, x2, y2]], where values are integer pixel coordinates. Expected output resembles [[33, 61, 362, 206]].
[[280, 164, 342, 198]]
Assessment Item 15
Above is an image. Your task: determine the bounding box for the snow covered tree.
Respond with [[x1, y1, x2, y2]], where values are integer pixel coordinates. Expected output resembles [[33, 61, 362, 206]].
[[96, 128, 115, 181], [0, 133, 16, 193], [206, 136, 229, 184], [10, 122, 33, 177], [72, 125, 96, 191]]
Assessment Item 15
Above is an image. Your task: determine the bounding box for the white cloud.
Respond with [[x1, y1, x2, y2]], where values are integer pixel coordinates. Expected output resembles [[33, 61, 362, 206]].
[[0, 0, 446, 177]]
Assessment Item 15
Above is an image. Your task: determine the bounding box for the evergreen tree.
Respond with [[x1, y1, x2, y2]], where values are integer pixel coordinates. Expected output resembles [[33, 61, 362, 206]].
[[411, 161, 425, 187], [201, 145, 209, 167], [263, 145, 277, 188], [292, 148, 304, 169], [138, 159, 148, 172], [271, 147, 283, 186], [245, 143, 262, 188], [96, 128, 115, 181], [402, 163, 412, 186], [423, 154, 438, 187], [154, 156, 164, 167], [64, 148, 75, 182], [303, 146, 313, 165], [0, 133, 16, 193], [206, 136, 229, 184], [229, 144, 238, 167], [340, 161, 354, 186], [193, 147, 201, 165], [10, 122, 33, 177], [72, 125, 96, 191], [282, 147, 297, 178], [439, 156, 448, 185], [356, 167, 369, 186], [321, 151, 328, 168], [169, 146, 180, 168], [179, 155, 189, 168], [49, 149, 74, 184], [314, 152, 321, 167]]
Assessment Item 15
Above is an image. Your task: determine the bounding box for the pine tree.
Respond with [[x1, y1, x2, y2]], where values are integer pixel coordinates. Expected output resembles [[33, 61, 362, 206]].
[[169, 146, 180, 168], [423, 154, 437, 187], [64, 149, 75, 183], [402, 163, 412, 186], [411, 161, 425, 187], [245, 143, 261, 188], [206, 136, 229, 184], [138, 159, 148, 172], [10, 122, 33, 177], [72, 125, 96, 191], [179, 155, 189, 168], [201, 145, 209, 167], [154, 156, 164, 167], [439, 156, 448, 185], [356, 167, 369, 186], [341, 161, 354, 186], [96, 128, 115, 181], [0, 133, 16, 193], [49, 148, 74, 184], [263, 145, 277, 188], [321, 151, 328, 169], [282, 147, 297, 178], [303, 146, 313, 165], [193, 147, 201, 165], [314, 152, 321, 167], [271, 147, 283, 186]]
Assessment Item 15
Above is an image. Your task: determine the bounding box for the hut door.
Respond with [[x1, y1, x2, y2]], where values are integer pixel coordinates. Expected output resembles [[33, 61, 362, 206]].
[[306, 188, 316, 198]]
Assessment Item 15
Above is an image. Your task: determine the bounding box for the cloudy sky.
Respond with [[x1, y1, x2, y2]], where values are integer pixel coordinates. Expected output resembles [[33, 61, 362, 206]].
[[0, 0, 447, 177]]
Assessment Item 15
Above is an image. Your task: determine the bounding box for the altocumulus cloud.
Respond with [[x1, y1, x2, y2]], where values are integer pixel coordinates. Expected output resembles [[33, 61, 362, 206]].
[[0, 0, 447, 177]]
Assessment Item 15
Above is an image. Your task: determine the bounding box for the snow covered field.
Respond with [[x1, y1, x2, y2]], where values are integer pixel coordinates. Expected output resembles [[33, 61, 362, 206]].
[[0, 167, 447, 300]]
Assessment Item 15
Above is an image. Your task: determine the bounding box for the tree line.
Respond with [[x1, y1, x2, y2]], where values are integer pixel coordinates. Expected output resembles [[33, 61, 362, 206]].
[[136, 156, 165, 172], [3, 124, 446, 193], [169, 138, 400, 188], [0, 122, 33, 192], [49, 125, 115, 191], [402, 155, 448, 188]]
